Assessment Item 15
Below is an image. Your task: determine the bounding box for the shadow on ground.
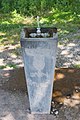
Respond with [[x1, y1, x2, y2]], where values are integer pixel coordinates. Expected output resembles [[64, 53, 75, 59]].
[[0, 67, 80, 107], [0, 67, 80, 120]]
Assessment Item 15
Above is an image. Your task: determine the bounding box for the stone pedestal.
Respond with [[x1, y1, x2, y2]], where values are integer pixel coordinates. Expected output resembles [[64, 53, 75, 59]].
[[20, 27, 58, 114]]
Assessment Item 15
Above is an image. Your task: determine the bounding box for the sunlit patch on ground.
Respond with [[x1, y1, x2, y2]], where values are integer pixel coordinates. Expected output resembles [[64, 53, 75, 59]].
[[22, 17, 35, 25], [1, 113, 15, 120], [53, 68, 80, 108], [0, 67, 80, 119], [0, 32, 6, 36]]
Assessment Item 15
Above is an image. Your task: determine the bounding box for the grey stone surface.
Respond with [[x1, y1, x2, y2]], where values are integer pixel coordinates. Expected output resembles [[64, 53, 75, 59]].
[[21, 38, 58, 114]]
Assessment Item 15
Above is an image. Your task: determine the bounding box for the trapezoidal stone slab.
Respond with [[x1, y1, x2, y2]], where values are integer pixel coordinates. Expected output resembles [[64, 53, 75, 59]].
[[20, 27, 58, 114]]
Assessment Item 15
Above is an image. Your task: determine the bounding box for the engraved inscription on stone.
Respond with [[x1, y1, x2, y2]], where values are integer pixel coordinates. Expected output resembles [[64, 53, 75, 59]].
[[22, 38, 58, 114], [25, 47, 54, 78]]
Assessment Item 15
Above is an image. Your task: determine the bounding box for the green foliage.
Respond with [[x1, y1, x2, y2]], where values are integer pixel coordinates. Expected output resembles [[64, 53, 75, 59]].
[[1, 0, 14, 13], [0, 0, 80, 45], [73, 64, 80, 68], [0, 11, 34, 47], [0, 8, 80, 47], [0, 64, 18, 69], [0, 0, 80, 16]]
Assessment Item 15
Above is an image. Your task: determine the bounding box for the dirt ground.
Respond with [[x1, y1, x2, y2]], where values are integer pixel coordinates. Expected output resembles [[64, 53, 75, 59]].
[[0, 67, 80, 120]]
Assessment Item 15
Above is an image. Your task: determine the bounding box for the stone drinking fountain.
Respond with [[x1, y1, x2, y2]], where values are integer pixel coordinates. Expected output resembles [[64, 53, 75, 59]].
[[20, 16, 58, 114]]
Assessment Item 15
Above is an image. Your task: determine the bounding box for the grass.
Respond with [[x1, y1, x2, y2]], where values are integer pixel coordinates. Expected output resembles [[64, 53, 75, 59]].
[[0, 9, 80, 69], [0, 9, 80, 46], [73, 64, 80, 68], [0, 64, 18, 69], [40, 9, 80, 40], [0, 10, 34, 46]]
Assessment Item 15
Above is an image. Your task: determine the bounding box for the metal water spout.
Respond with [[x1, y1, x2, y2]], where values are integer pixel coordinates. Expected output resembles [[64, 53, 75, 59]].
[[36, 16, 49, 37], [36, 16, 41, 35], [30, 16, 50, 38]]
